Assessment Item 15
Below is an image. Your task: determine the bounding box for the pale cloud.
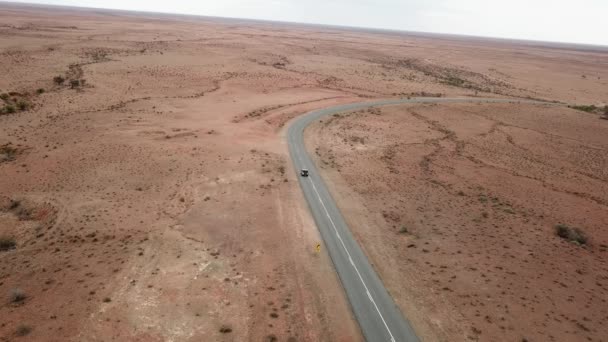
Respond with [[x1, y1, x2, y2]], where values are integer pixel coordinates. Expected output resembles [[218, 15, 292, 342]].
[[7, 0, 608, 45]]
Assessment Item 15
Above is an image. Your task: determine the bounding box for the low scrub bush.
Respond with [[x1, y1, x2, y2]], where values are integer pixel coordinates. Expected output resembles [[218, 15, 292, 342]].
[[16, 100, 29, 111], [53, 76, 65, 85], [569, 104, 597, 113], [0, 145, 18, 162], [555, 224, 588, 245], [444, 76, 466, 87], [219, 325, 232, 333], [3, 105, 16, 114], [10, 288, 26, 303], [15, 324, 32, 336], [0, 236, 16, 251]]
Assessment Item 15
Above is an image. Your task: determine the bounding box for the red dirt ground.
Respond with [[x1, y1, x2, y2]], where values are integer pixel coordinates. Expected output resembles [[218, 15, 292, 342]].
[[1, 2, 607, 341], [306, 103, 608, 341]]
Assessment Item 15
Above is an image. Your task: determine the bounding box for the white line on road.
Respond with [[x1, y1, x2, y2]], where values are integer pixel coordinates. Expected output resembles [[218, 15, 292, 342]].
[[307, 176, 397, 342], [291, 98, 547, 342]]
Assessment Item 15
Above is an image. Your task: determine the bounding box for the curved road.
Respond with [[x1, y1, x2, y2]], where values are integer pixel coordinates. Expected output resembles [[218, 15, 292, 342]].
[[288, 97, 543, 341]]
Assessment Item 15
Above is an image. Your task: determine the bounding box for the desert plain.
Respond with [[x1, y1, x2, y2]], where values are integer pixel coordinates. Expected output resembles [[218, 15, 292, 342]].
[[0, 2, 607, 342]]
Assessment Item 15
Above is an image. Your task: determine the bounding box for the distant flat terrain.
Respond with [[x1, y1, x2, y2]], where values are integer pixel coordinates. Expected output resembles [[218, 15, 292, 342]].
[[0, 2, 606, 341]]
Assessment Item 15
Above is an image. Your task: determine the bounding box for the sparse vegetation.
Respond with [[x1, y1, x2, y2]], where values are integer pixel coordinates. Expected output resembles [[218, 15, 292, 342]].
[[404, 91, 443, 98], [15, 324, 32, 337], [569, 104, 597, 113], [102, 297, 112, 303], [219, 325, 232, 333], [398, 226, 409, 234], [0, 236, 17, 251], [0, 91, 33, 113], [89, 50, 108, 61], [36, 88, 45, 94], [555, 224, 588, 245], [4, 199, 33, 221], [53, 76, 65, 85], [503, 207, 515, 214], [444, 75, 466, 87], [9, 199, 20, 209], [16, 100, 29, 111], [70, 79, 80, 88], [349, 135, 365, 144], [0, 144, 19, 162], [10, 288, 26, 303], [2, 105, 16, 114]]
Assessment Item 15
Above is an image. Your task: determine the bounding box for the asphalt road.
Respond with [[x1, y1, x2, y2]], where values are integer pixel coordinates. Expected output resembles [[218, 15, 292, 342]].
[[287, 97, 543, 342]]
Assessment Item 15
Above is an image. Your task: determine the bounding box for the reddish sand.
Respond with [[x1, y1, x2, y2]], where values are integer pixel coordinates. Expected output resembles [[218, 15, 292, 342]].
[[0, 2, 607, 341], [307, 103, 608, 341]]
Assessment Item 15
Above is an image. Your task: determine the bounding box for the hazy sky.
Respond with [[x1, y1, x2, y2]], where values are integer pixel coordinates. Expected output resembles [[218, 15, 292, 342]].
[[9, 0, 608, 46]]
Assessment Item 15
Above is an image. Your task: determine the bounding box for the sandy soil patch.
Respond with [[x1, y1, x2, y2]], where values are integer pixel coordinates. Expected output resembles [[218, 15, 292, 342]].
[[306, 103, 608, 341], [1, 2, 606, 341]]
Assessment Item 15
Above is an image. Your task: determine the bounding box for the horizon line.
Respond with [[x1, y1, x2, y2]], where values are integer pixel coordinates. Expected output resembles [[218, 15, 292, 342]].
[[2, 0, 608, 50]]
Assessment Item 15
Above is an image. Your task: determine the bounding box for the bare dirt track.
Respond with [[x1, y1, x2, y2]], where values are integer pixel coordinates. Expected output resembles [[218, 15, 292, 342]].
[[0, 2, 607, 341]]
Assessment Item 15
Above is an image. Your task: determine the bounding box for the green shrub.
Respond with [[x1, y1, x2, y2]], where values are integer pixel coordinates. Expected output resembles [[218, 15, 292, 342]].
[[555, 224, 587, 245], [444, 76, 466, 87], [569, 104, 597, 113], [0, 236, 16, 251], [0, 145, 18, 162], [0, 93, 9, 101], [16, 101, 29, 111], [219, 325, 232, 333], [15, 324, 32, 336], [70, 79, 80, 88], [36, 88, 45, 94], [4, 105, 16, 114], [9, 199, 20, 209], [10, 288, 26, 303], [53, 76, 65, 85]]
